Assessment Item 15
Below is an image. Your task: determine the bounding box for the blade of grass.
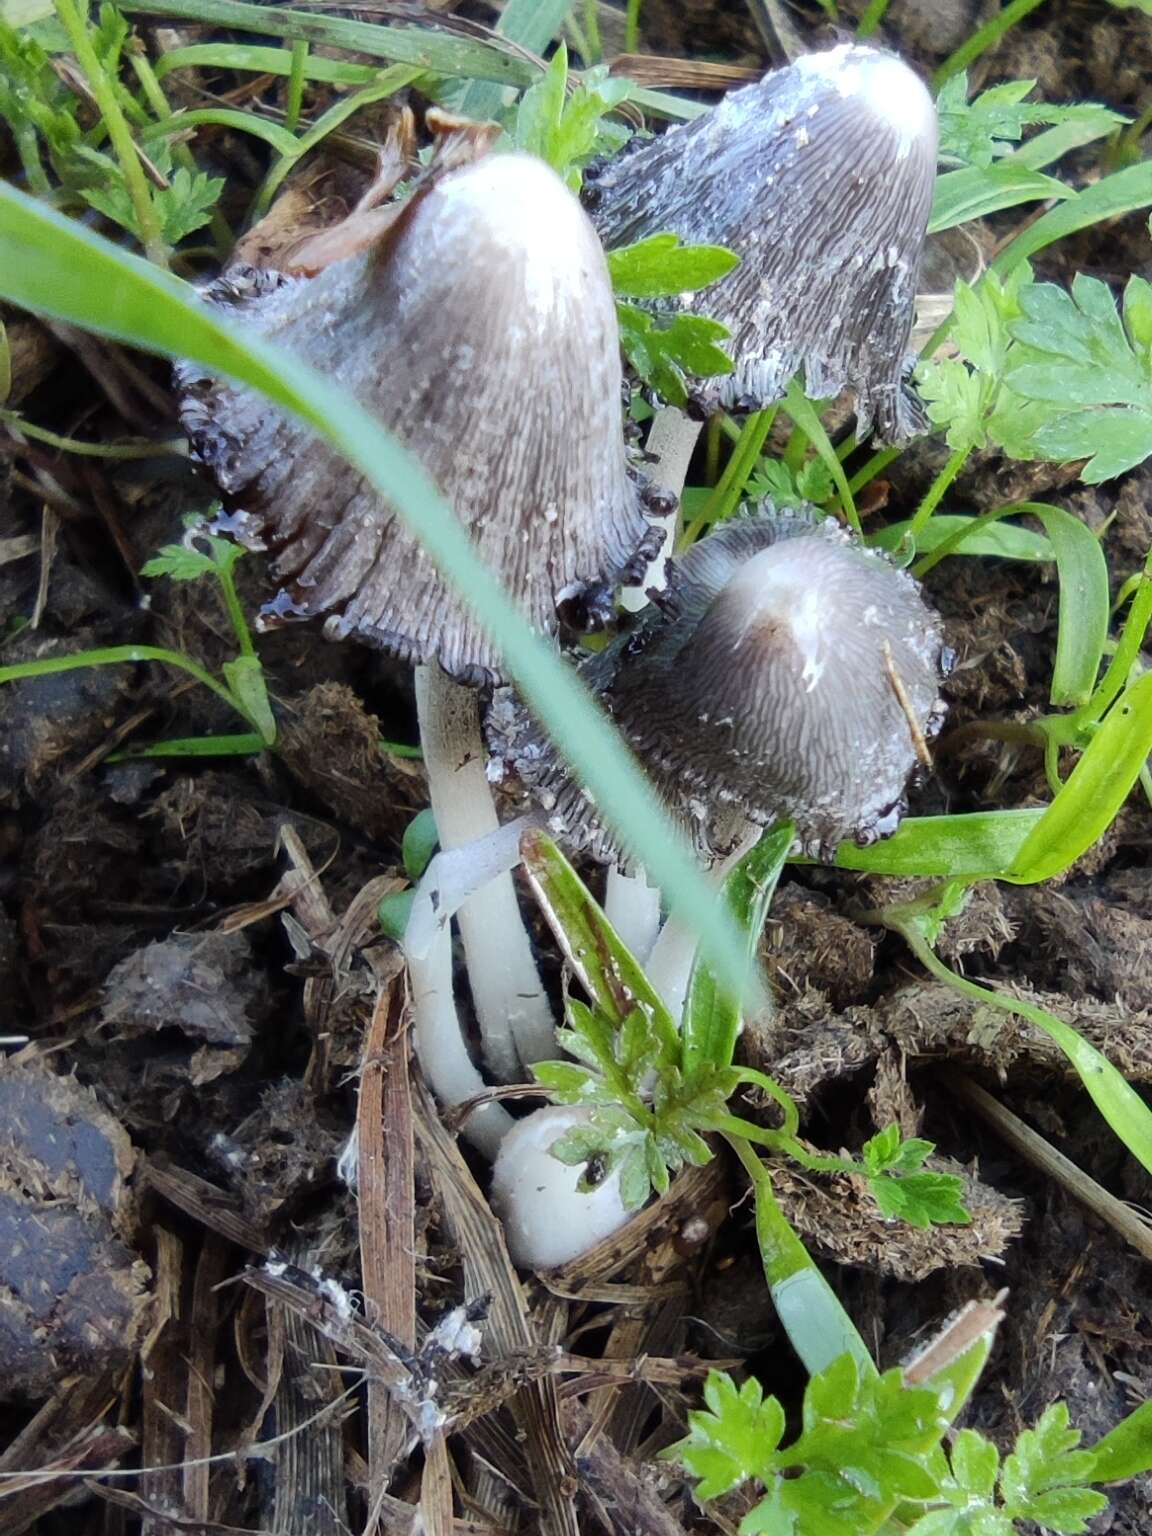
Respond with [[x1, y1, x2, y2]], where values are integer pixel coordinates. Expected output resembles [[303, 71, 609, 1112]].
[[816, 808, 1047, 879], [1006, 672, 1152, 883], [783, 381, 860, 533], [993, 161, 1152, 275], [154, 43, 381, 86], [142, 108, 301, 158], [459, 0, 570, 119], [929, 164, 1069, 235], [933, 0, 1050, 86], [728, 1135, 875, 1378], [896, 919, 1152, 1179], [1022, 503, 1109, 708], [0, 180, 759, 1009], [682, 823, 792, 1076], [119, 0, 538, 86]]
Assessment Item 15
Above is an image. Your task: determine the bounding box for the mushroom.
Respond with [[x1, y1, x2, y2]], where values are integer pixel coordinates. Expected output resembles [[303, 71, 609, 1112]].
[[585, 43, 938, 442], [490, 1105, 631, 1269], [489, 507, 948, 1016], [178, 151, 660, 1130]]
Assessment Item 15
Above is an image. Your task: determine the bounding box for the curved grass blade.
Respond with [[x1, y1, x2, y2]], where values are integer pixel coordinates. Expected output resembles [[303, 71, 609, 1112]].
[[815, 809, 1046, 880]]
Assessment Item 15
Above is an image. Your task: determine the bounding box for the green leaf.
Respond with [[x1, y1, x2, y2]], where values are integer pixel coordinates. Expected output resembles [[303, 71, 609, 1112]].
[[0, 177, 761, 1032], [1021, 504, 1109, 707], [402, 807, 438, 881], [993, 160, 1152, 277], [1000, 1404, 1106, 1531], [669, 1370, 788, 1498], [221, 654, 276, 745], [512, 46, 633, 188], [1086, 1399, 1152, 1483], [823, 808, 1046, 880], [682, 822, 793, 1075], [1008, 672, 1152, 882], [869, 515, 1053, 563], [607, 232, 739, 299], [936, 70, 1124, 169], [870, 1170, 972, 1229], [929, 163, 1070, 234], [616, 302, 733, 406]]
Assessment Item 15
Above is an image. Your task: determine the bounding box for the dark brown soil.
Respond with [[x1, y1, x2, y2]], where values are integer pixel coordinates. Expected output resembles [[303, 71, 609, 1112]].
[[2, 1, 1151, 1531]]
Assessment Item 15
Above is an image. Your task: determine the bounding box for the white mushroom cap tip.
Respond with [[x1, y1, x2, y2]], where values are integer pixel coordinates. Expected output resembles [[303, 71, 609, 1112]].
[[794, 45, 937, 158]]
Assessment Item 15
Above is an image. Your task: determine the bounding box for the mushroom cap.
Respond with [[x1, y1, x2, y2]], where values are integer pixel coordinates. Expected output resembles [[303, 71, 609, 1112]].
[[179, 153, 656, 685], [489, 509, 947, 860], [586, 44, 938, 442]]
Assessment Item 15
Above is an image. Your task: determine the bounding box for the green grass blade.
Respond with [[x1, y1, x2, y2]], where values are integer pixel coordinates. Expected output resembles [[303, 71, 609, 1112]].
[[143, 107, 301, 158], [899, 921, 1152, 1178], [870, 514, 1054, 563], [1020, 503, 1109, 707], [1087, 1401, 1152, 1483], [729, 1136, 875, 1378], [817, 809, 1046, 880], [993, 161, 1152, 275], [521, 830, 680, 1058], [112, 732, 268, 758], [459, 0, 570, 119], [682, 823, 792, 1076], [154, 43, 381, 87], [1007, 672, 1152, 883], [119, 0, 537, 86], [929, 165, 1069, 234], [0, 181, 759, 1007]]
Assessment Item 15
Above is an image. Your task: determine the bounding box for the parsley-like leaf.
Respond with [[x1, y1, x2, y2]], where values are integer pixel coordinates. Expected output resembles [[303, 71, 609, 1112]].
[[936, 71, 1126, 169], [1002, 274, 1152, 482], [607, 232, 738, 298], [1000, 1404, 1108, 1533], [672, 1370, 785, 1498], [513, 43, 632, 190], [616, 304, 732, 407]]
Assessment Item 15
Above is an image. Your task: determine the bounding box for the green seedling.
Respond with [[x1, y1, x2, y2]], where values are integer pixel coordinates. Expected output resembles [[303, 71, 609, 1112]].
[[0, 517, 276, 757]]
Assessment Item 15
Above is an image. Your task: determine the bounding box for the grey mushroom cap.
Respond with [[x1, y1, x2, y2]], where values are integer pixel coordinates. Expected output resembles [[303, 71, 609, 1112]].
[[586, 44, 938, 442], [489, 509, 948, 861], [178, 153, 658, 685]]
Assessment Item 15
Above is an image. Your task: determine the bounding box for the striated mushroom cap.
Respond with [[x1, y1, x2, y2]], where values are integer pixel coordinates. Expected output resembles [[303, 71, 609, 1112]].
[[489, 510, 948, 861], [586, 44, 938, 442], [179, 153, 658, 685]]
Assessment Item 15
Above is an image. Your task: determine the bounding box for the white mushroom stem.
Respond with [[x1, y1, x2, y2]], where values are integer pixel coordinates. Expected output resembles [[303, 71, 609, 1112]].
[[415, 663, 556, 1079], [605, 406, 703, 975], [408, 927, 513, 1159], [645, 821, 762, 1024], [621, 406, 703, 612], [604, 866, 662, 964]]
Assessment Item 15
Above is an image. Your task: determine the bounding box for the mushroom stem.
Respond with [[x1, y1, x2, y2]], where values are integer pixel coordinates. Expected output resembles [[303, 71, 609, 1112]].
[[621, 407, 702, 611], [604, 866, 662, 964], [415, 663, 556, 1078], [645, 822, 762, 1024], [607, 406, 700, 971], [408, 926, 514, 1159]]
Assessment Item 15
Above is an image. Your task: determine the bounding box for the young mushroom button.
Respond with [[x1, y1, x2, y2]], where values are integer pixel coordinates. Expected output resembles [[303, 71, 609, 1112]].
[[586, 43, 938, 442]]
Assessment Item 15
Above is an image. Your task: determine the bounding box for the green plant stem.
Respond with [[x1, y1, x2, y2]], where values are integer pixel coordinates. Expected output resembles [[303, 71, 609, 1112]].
[[0, 645, 256, 725], [856, 0, 891, 37], [581, 0, 602, 63], [213, 563, 256, 658], [933, 0, 1051, 86], [284, 39, 308, 132], [54, 0, 167, 265], [680, 408, 774, 546], [624, 0, 643, 52], [727, 1134, 875, 1377], [731, 1067, 800, 1137], [848, 444, 900, 494], [0, 409, 176, 459], [908, 445, 968, 538]]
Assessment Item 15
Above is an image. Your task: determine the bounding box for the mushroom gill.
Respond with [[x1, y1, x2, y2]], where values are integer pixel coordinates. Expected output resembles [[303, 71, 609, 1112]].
[[585, 44, 939, 441]]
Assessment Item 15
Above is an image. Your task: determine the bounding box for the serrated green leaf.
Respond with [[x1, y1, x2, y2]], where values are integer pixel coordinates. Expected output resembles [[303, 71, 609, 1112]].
[[607, 232, 738, 299], [951, 1429, 1000, 1499], [937, 70, 1123, 170]]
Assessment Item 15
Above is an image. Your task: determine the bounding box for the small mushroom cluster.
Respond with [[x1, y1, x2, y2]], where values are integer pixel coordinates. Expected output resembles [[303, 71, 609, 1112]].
[[179, 44, 944, 1270]]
